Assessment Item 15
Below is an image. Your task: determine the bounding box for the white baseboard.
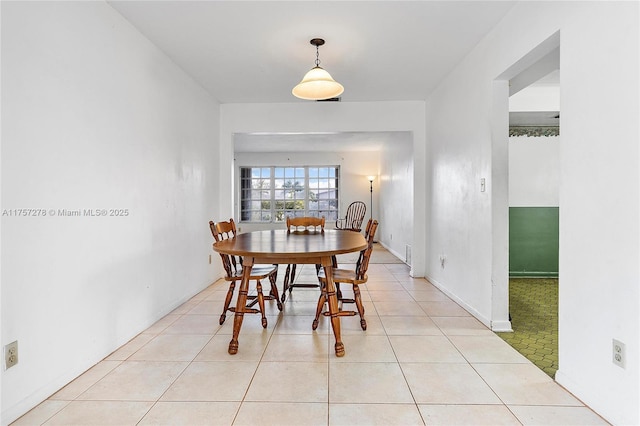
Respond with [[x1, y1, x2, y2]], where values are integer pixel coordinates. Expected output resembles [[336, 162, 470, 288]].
[[425, 275, 512, 332]]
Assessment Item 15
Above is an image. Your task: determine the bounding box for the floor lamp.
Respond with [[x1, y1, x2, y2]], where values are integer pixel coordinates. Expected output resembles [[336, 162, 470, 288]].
[[367, 175, 375, 222]]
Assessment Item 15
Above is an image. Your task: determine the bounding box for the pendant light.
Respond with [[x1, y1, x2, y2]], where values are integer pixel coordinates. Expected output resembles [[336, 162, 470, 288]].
[[292, 38, 344, 100]]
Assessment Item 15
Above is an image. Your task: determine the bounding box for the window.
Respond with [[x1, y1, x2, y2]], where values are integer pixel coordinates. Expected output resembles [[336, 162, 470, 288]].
[[240, 166, 339, 222]]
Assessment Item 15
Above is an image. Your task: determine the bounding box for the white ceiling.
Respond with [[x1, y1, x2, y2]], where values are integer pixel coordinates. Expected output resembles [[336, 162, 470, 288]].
[[108, 1, 517, 104]]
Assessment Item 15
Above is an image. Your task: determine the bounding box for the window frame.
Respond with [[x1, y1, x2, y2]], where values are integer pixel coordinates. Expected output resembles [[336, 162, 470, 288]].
[[238, 165, 340, 223]]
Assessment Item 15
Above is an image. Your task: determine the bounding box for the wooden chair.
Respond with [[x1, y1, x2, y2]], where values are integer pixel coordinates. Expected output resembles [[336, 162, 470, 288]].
[[209, 218, 282, 327], [335, 201, 366, 232], [313, 220, 379, 331], [281, 216, 325, 301], [333, 217, 373, 300], [363, 217, 374, 239]]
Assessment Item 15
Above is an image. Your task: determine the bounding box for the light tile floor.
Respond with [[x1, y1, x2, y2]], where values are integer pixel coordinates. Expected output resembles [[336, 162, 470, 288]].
[[13, 263, 608, 425]]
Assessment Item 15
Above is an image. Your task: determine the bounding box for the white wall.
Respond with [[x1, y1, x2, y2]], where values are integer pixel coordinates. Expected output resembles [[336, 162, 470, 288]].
[[220, 102, 426, 276], [1, 2, 220, 423], [426, 2, 638, 424], [379, 134, 414, 262], [233, 150, 380, 232], [509, 136, 559, 207]]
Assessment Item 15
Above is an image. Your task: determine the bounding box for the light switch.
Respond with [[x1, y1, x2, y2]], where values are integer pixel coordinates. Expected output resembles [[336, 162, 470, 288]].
[[480, 178, 486, 192]]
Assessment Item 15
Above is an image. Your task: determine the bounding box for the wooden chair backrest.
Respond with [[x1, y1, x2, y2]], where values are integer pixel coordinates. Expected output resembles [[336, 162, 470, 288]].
[[209, 218, 240, 278], [355, 220, 379, 280], [286, 216, 325, 232], [363, 218, 373, 239], [338, 201, 367, 232]]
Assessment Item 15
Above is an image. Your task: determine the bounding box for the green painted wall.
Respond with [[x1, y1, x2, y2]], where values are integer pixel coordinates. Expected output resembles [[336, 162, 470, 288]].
[[509, 207, 559, 277]]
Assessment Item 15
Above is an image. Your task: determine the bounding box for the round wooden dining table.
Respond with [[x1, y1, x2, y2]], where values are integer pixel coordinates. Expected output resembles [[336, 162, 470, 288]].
[[212, 229, 367, 357]]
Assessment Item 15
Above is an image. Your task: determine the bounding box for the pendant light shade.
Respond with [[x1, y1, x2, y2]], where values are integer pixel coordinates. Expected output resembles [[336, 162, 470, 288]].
[[292, 38, 344, 100]]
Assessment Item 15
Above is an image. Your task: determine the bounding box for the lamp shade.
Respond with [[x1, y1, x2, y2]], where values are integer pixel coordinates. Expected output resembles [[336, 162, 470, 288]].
[[292, 66, 344, 100]]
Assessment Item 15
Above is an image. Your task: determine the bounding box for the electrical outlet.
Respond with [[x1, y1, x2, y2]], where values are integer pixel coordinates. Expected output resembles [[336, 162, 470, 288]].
[[5, 341, 18, 369], [439, 255, 446, 268], [612, 339, 625, 368]]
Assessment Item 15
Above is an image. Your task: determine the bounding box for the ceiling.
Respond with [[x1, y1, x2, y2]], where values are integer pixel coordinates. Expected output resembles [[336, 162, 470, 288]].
[[108, 1, 517, 104]]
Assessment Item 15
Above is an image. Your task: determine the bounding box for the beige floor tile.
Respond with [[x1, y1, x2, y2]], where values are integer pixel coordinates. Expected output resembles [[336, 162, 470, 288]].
[[337, 311, 386, 335], [365, 273, 398, 282], [380, 315, 443, 335], [195, 333, 269, 361], [139, 401, 240, 425], [162, 313, 220, 335], [245, 361, 329, 403], [372, 301, 428, 316], [401, 363, 502, 404], [432, 316, 493, 336], [170, 300, 200, 315], [262, 334, 330, 362], [187, 300, 225, 315], [235, 402, 328, 426], [203, 288, 230, 301], [11, 401, 69, 426], [418, 404, 521, 425], [282, 289, 323, 302], [128, 334, 211, 361], [384, 263, 411, 273], [508, 405, 610, 425], [105, 333, 155, 361], [389, 335, 466, 363], [473, 363, 584, 406], [189, 288, 216, 302], [280, 301, 321, 316], [50, 361, 121, 400], [161, 361, 258, 402], [449, 335, 531, 363], [274, 314, 330, 334], [331, 335, 396, 362], [419, 300, 471, 317], [329, 362, 414, 403], [364, 281, 405, 291], [43, 401, 153, 425], [406, 289, 452, 302], [19, 247, 605, 426], [396, 278, 435, 289], [329, 403, 424, 425], [144, 314, 181, 334], [77, 361, 188, 401], [368, 290, 414, 302]]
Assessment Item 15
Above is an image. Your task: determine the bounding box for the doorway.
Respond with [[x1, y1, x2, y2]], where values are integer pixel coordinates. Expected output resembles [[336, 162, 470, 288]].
[[491, 33, 560, 377], [499, 75, 560, 377]]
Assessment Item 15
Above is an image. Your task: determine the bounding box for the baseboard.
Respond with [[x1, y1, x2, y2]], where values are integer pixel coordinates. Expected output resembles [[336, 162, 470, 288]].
[[425, 275, 496, 330], [510, 271, 559, 278], [377, 241, 409, 265], [490, 320, 513, 332]]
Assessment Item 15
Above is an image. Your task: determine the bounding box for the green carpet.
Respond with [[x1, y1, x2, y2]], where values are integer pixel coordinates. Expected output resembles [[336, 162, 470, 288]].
[[497, 278, 558, 378]]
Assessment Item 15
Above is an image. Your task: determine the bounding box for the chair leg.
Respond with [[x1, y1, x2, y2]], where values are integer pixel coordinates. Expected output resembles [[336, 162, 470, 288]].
[[282, 264, 291, 302], [353, 284, 367, 330], [220, 280, 236, 325], [255, 280, 268, 328], [269, 273, 283, 311], [312, 282, 327, 330], [289, 264, 297, 292]]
